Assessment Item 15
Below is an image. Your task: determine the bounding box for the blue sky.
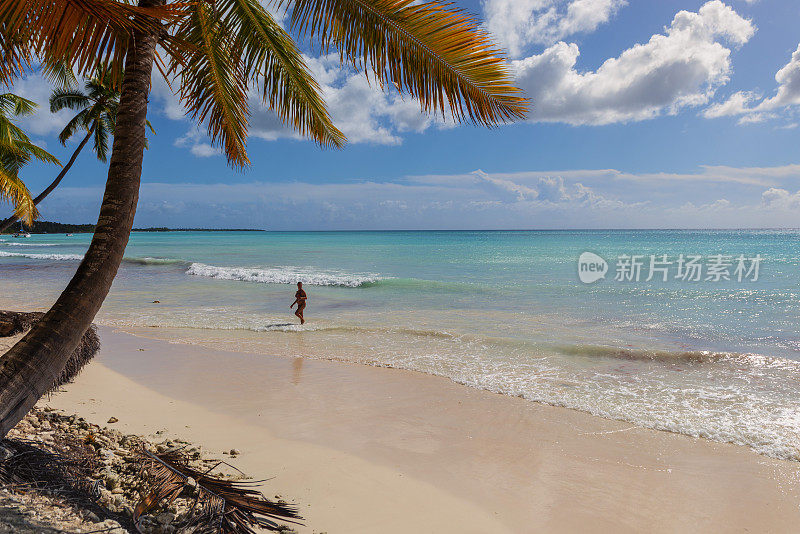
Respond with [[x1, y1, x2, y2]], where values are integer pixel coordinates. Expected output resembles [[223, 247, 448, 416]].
[[6, 0, 800, 229]]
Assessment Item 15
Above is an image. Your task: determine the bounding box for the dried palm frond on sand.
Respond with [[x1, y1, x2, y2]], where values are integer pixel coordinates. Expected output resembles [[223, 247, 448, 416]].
[[135, 449, 302, 533]]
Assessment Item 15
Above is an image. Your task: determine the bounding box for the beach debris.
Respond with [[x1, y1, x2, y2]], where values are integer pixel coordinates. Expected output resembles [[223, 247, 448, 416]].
[[0, 419, 124, 533], [2, 407, 302, 533], [135, 449, 302, 533], [230, 449, 240, 456], [108, 417, 119, 424]]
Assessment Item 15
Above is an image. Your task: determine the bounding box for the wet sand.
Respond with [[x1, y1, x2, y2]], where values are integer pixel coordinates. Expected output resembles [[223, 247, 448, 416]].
[[18, 326, 800, 532]]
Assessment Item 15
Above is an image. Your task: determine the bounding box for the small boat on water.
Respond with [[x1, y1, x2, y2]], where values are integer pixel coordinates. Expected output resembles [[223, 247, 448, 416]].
[[66, 233, 74, 237], [12, 222, 31, 238]]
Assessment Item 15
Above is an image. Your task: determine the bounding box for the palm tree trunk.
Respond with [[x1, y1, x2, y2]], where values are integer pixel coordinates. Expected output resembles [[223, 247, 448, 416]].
[[0, 128, 94, 234], [0, 0, 163, 437]]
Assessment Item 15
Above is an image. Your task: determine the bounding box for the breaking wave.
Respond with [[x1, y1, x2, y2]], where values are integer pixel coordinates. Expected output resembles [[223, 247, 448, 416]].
[[0, 250, 196, 266], [0, 250, 84, 261], [0, 242, 59, 247], [186, 262, 384, 287]]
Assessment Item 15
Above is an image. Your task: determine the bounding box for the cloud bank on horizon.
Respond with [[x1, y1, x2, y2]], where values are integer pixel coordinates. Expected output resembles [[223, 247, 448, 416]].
[[6, 0, 800, 229], [36, 163, 800, 230]]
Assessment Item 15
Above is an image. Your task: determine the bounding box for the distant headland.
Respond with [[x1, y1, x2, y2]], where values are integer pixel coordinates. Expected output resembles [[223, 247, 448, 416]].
[[0, 220, 264, 234]]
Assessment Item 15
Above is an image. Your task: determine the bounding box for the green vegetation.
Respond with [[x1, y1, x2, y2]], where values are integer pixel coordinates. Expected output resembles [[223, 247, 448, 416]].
[[1, 220, 265, 234], [1, 221, 94, 234]]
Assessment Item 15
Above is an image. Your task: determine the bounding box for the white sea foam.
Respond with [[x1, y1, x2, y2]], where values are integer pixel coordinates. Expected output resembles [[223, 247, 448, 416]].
[[1, 242, 59, 247], [329, 339, 800, 462], [186, 262, 383, 287], [0, 250, 83, 261]]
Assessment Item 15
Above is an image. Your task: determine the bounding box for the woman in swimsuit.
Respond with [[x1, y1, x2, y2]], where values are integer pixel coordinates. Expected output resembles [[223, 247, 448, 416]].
[[290, 282, 307, 324]]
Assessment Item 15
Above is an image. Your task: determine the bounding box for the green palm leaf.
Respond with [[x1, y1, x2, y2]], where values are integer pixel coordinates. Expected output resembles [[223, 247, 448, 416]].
[[16, 140, 61, 167], [170, 1, 251, 167], [0, 168, 38, 224], [93, 115, 110, 162], [283, 0, 528, 125], [50, 89, 90, 113], [0, 91, 59, 224], [41, 59, 78, 90], [57, 109, 91, 145], [0, 93, 37, 117], [216, 0, 345, 148]]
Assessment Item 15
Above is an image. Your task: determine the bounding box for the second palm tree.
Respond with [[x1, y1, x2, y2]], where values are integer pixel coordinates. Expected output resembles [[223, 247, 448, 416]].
[[0, 68, 150, 233]]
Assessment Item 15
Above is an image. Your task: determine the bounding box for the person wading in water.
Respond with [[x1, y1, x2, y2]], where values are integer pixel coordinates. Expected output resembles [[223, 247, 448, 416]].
[[290, 282, 308, 324]]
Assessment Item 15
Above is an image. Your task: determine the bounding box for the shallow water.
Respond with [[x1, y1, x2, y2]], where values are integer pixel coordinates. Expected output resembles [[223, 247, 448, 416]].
[[2, 229, 799, 461]]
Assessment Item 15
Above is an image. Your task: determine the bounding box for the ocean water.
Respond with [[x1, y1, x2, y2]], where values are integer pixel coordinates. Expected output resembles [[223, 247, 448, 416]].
[[2, 229, 800, 461]]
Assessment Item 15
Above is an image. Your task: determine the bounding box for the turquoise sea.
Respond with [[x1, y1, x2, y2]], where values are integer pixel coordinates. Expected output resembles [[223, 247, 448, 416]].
[[2, 229, 799, 460]]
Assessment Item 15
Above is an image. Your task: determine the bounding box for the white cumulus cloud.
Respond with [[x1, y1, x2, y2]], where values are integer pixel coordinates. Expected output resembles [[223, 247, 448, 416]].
[[761, 188, 800, 210], [8, 73, 73, 137], [152, 54, 445, 157], [704, 43, 800, 123], [482, 0, 627, 58], [512, 1, 754, 125]]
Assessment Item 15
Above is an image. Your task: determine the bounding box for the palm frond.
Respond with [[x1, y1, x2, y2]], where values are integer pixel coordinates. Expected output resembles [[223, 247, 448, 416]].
[[41, 59, 78, 90], [143, 118, 155, 150], [0, 32, 29, 86], [0, 0, 188, 86], [0, 93, 38, 117], [282, 0, 528, 126], [14, 140, 61, 167], [0, 101, 60, 175], [58, 109, 91, 145], [214, 0, 345, 148], [169, 1, 250, 167], [136, 449, 302, 533], [50, 89, 90, 113], [0, 139, 31, 174], [0, 116, 23, 146], [86, 63, 122, 98], [93, 115, 110, 162], [0, 169, 38, 224]]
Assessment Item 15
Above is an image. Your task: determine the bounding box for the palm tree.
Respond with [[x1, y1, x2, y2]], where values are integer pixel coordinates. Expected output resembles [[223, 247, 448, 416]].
[[0, 67, 152, 233], [0, 0, 528, 436], [0, 93, 60, 228], [0, 70, 115, 232]]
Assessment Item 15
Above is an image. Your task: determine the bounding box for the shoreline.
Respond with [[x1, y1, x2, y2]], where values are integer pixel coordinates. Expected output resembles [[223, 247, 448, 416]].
[[33, 325, 800, 532]]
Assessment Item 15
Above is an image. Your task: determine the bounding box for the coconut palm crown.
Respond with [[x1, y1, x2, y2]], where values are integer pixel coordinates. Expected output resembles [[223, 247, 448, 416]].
[[1, 0, 528, 167], [0, 93, 60, 225], [51, 66, 125, 162], [0, 68, 147, 233]]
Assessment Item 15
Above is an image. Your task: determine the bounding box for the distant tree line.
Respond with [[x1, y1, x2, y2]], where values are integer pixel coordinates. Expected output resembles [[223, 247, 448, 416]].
[[2, 220, 265, 234], [1, 220, 95, 234]]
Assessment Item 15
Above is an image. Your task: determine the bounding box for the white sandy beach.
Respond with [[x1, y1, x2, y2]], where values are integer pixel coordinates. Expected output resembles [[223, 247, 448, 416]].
[[3, 326, 796, 533]]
